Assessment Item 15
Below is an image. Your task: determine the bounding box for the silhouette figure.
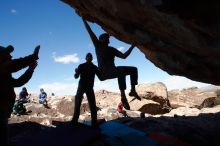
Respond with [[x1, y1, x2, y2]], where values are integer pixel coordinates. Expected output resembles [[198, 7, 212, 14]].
[[38, 88, 48, 106], [71, 53, 101, 127], [82, 18, 141, 110], [19, 87, 30, 103], [0, 45, 39, 146]]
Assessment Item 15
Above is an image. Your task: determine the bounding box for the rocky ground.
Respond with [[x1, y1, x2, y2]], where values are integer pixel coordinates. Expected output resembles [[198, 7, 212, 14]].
[[9, 83, 220, 145]]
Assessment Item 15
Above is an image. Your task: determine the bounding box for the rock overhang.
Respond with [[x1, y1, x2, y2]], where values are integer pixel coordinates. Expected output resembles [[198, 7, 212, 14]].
[[61, 0, 220, 85]]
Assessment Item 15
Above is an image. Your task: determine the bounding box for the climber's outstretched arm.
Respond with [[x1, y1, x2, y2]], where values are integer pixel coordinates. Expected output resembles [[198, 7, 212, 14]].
[[82, 17, 99, 47], [115, 44, 135, 59]]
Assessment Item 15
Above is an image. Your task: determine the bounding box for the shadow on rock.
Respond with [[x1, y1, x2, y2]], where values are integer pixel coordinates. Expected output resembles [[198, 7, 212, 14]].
[[9, 121, 101, 146]]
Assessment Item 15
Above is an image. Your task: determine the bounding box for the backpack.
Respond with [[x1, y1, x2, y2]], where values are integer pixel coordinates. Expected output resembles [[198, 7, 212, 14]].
[[13, 100, 26, 115]]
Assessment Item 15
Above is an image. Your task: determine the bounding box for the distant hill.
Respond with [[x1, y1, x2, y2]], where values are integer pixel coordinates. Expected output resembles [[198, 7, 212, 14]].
[[200, 85, 220, 92]]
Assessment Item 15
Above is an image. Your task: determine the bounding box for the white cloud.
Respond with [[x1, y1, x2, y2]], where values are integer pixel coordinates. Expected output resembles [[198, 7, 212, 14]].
[[117, 46, 125, 51], [52, 52, 80, 64], [37, 79, 119, 96], [11, 9, 17, 14], [38, 82, 78, 96], [162, 76, 209, 91], [94, 79, 119, 92], [36, 77, 119, 96]]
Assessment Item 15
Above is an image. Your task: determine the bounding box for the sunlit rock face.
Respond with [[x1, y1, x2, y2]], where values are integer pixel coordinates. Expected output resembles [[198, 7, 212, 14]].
[[62, 0, 220, 85]]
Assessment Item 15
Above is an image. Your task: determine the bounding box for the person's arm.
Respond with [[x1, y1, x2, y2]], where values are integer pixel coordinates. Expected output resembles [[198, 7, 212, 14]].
[[115, 45, 135, 59], [25, 91, 28, 97], [27, 94, 31, 99], [82, 18, 99, 48], [12, 61, 37, 87], [44, 92, 47, 99], [74, 65, 81, 79], [4, 45, 40, 73]]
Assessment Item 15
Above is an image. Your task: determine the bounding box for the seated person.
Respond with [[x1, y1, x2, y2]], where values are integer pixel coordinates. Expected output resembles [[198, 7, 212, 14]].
[[38, 88, 48, 106], [117, 102, 128, 117], [13, 100, 26, 115], [19, 87, 30, 103]]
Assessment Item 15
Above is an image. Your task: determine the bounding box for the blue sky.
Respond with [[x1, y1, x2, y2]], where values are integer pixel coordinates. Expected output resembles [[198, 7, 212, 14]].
[[0, 0, 209, 95]]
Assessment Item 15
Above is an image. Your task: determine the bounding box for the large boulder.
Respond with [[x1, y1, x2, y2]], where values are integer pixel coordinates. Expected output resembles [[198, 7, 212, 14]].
[[163, 105, 220, 117], [168, 87, 217, 108], [95, 84, 171, 115], [129, 83, 171, 114], [135, 82, 169, 106], [61, 0, 220, 86]]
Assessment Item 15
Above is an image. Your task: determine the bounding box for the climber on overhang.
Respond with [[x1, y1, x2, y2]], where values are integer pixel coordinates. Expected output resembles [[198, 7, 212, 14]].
[[82, 17, 141, 110]]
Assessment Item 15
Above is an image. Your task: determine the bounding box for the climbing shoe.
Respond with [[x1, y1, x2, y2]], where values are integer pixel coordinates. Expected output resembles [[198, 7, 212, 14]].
[[129, 91, 141, 101]]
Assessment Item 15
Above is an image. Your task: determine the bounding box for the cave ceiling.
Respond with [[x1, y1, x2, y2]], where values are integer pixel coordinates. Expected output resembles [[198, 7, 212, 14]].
[[62, 0, 220, 85]]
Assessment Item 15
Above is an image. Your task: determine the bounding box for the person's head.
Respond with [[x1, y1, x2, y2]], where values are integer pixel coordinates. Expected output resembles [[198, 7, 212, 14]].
[[22, 87, 27, 92], [40, 88, 44, 92], [99, 33, 110, 46], [86, 53, 93, 63], [0, 45, 14, 62]]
